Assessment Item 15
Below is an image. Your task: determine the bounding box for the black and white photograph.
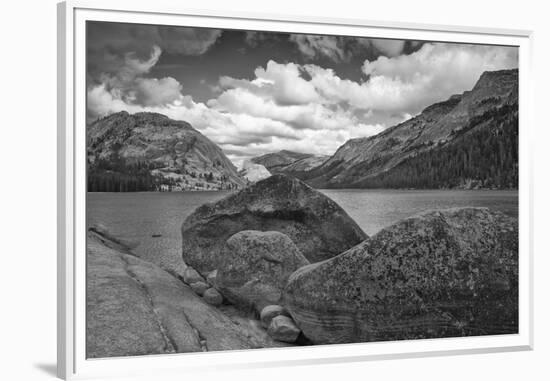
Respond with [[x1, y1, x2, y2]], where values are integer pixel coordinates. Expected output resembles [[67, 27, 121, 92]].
[[85, 21, 519, 358]]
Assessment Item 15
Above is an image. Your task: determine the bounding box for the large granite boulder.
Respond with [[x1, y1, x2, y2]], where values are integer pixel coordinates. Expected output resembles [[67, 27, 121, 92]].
[[181, 174, 367, 273], [216, 230, 309, 312], [284, 208, 518, 345]]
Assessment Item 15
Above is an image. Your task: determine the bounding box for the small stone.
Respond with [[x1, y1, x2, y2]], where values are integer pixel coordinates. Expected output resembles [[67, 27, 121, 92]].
[[206, 270, 218, 287], [203, 288, 223, 306], [190, 281, 209, 296], [183, 267, 205, 285], [267, 315, 300, 343], [260, 305, 289, 329]]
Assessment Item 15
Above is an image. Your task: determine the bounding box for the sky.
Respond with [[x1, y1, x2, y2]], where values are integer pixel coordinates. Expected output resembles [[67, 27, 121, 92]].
[[87, 21, 519, 167]]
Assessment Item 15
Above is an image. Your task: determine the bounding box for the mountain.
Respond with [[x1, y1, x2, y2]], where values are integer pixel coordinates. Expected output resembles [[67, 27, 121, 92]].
[[300, 69, 518, 189], [87, 111, 245, 191], [251, 150, 329, 175]]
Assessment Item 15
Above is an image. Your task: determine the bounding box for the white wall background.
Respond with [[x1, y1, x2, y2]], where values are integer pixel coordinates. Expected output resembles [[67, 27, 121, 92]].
[[0, 0, 548, 380]]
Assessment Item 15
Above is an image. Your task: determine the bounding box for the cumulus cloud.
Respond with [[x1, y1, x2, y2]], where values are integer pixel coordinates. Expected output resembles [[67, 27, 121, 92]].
[[362, 38, 406, 57], [300, 42, 518, 115], [88, 45, 184, 110], [87, 23, 222, 99], [88, 58, 384, 164], [133, 77, 183, 106], [86, 22, 224, 111], [360, 43, 518, 112]]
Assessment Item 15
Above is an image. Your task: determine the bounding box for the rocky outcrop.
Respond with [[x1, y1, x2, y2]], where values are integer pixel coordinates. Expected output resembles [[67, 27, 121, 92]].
[[87, 230, 290, 358], [284, 208, 518, 344], [181, 174, 367, 271], [216, 231, 309, 312]]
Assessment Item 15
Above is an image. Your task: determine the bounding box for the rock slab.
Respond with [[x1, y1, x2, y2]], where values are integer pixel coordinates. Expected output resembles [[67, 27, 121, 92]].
[[181, 174, 367, 273], [216, 230, 309, 312], [284, 207, 519, 344], [87, 230, 289, 358]]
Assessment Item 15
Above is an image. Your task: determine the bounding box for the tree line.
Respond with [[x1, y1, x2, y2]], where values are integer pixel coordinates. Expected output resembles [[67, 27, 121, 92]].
[[87, 155, 162, 192]]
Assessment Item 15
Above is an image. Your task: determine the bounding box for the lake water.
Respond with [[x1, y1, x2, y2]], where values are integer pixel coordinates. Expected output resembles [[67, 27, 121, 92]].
[[87, 190, 518, 274]]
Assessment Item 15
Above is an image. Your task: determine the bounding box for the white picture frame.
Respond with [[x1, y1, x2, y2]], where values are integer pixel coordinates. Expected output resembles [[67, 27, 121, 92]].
[[57, 1, 534, 379]]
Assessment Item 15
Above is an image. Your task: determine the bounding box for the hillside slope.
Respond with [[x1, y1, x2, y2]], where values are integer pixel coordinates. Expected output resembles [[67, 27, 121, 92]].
[[301, 69, 518, 189], [87, 112, 245, 191]]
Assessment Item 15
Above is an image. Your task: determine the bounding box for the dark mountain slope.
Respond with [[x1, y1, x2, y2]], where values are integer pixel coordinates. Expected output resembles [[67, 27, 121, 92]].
[[300, 69, 518, 189]]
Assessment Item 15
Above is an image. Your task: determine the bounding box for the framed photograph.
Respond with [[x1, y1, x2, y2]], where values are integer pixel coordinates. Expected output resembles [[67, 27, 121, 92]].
[[57, 1, 534, 379]]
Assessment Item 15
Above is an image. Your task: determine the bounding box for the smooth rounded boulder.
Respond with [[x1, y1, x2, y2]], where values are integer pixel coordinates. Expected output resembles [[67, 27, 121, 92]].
[[216, 230, 309, 312], [203, 288, 223, 306], [284, 208, 518, 345], [267, 315, 301, 343], [260, 305, 290, 329], [181, 174, 367, 274], [182, 267, 205, 285]]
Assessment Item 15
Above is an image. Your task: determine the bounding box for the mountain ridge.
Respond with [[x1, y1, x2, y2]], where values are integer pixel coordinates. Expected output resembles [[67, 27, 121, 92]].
[[298, 69, 518, 189]]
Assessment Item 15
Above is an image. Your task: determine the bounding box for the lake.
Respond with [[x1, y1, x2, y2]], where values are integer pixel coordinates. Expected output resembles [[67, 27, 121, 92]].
[[87, 190, 518, 274]]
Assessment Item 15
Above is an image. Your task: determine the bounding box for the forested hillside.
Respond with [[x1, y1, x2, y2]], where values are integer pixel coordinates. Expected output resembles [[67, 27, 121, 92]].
[[297, 69, 518, 190]]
